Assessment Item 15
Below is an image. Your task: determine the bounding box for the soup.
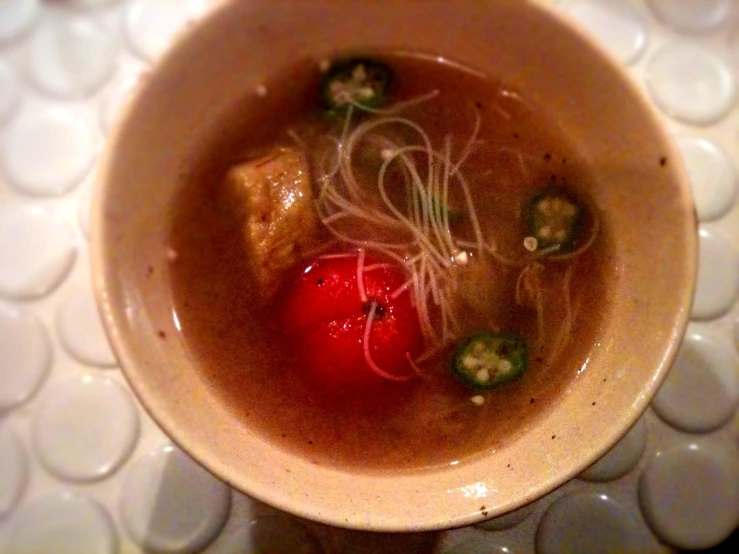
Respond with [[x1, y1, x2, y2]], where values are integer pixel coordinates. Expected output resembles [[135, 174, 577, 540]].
[[170, 53, 613, 471]]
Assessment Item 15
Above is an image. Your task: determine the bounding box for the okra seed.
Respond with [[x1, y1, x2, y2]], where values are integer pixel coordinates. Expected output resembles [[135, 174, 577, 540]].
[[498, 359, 513, 374]]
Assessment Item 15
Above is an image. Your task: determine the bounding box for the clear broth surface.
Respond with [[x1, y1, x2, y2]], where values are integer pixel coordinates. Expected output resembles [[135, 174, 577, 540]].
[[170, 53, 614, 472]]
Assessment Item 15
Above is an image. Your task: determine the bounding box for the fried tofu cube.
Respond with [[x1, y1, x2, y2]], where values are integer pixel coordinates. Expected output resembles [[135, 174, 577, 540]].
[[224, 146, 319, 300]]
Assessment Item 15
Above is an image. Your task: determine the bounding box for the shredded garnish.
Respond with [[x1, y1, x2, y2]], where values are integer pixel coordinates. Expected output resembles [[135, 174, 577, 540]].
[[312, 90, 599, 361], [314, 98, 490, 350]]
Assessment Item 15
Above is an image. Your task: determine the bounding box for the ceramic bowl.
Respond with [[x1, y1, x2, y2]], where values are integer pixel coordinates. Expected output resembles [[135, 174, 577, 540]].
[[92, 0, 696, 531]]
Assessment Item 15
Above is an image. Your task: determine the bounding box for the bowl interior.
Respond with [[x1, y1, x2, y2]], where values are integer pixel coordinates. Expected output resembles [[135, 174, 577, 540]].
[[92, 0, 696, 531]]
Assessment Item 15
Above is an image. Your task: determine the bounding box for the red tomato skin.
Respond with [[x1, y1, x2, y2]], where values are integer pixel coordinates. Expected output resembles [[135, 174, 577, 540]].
[[280, 253, 424, 391]]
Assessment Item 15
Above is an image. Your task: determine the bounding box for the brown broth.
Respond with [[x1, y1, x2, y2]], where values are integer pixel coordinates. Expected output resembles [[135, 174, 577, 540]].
[[169, 53, 614, 472]]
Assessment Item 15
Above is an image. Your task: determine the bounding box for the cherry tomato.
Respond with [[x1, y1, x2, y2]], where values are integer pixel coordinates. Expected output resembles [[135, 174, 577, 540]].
[[280, 252, 424, 392]]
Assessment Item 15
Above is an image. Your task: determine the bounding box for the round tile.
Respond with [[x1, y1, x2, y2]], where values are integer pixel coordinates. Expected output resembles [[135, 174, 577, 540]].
[[676, 136, 738, 222], [25, 12, 118, 99], [445, 537, 516, 554], [0, 62, 21, 126], [226, 516, 325, 554], [639, 442, 739, 550], [0, 304, 52, 412], [9, 493, 116, 554], [652, 333, 739, 433], [78, 184, 92, 239], [0, 204, 76, 300], [0, 0, 40, 44], [475, 503, 534, 531], [561, 0, 648, 65], [647, 0, 731, 34], [120, 445, 231, 553], [0, 427, 28, 519], [65, 0, 120, 8], [123, 0, 206, 63], [536, 492, 654, 554], [692, 228, 739, 321], [645, 43, 736, 125], [0, 106, 97, 196], [56, 282, 116, 367], [99, 73, 140, 134], [34, 376, 139, 482], [579, 416, 647, 481]]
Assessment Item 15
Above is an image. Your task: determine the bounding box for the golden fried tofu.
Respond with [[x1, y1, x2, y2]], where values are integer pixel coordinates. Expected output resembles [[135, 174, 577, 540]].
[[224, 146, 319, 300]]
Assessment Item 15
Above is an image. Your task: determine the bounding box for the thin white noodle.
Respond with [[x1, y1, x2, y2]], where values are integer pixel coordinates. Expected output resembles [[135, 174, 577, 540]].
[[286, 128, 307, 150], [454, 239, 525, 268], [548, 262, 576, 365], [347, 117, 435, 224], [377, 148, 449, 267], [302, 239, 339, 260], [494, 105, 512, 121], [405, 352, 430, 380], [363, 302, 412, 382], [455, 171, 484, 255], [427, 141, 452, 260], [363, 263, 394, 272], [415, 344, 444, 363], [532, 244, 562, 258], [450, 106, 481, 176], [406, 252, 425, 266], [549, 207, 601, 261], [536, 281, 545, 348], [441, 136, 455, 254], [396, 149, 434, 240], [425, 257, 441, 306], [369, 245, 414, 268], [515, 264, 527, 307], [415, 260, 438, 343], [317, 252, 357, 260], [337, 106, 367, 203], [357, 249, 367, 303], [315, 138, 341, 200], [500, 88, 527, 106], [516, 151, 528, 181], [410, 259, 422, 311], [424, 148, 451, 260], [321, 218, 414, 250], [485, 243, 526, 267], [439, 288, 449, 342], [348, 89, 440, 115], [322, 189, 405, 229], [443, 288, 461, 334], [391, 277, 414, 299]]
